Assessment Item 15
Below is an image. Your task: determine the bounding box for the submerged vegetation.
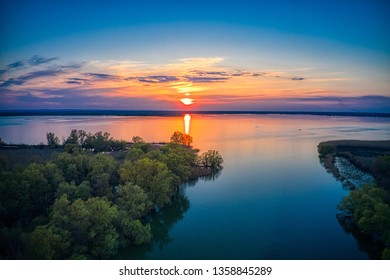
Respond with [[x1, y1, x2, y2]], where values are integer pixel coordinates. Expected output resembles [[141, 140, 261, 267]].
[[0, 130, 223, 259], [318, 140, 390, 259]]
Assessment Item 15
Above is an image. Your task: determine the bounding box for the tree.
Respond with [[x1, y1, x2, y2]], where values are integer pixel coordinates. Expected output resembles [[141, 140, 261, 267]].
[[126, 147, 145, 161], [132, 136, 145, 143], [0, 129, 224, 259], [198, 150, 223, 170], [50, 195, 119, 259], [27, 226, 67, 259], [337, 184, 390, 258], [317, 143, 335, 157], [116, 183, 149, 219], [170, 131, 193, 146], [64, 129, 80, 145], [119, 158, 175, 208], [46, 132, 60, 148], [87, 154, 117, 197], [147, 143, 197, 182], [85, 197, 119, 258], [74, 181, 92, 201]]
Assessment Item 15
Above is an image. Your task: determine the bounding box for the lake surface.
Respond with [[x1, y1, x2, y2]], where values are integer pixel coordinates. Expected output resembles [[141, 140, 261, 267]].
[[1, 114, 389, 259]]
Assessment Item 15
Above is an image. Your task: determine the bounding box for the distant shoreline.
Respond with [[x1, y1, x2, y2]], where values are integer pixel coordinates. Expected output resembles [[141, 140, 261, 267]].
[[0, 110, 389, 118]]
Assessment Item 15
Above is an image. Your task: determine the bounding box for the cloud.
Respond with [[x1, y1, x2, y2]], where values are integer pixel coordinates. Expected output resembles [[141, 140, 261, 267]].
[[130, 75, 180, 83], [28, 55, 58, 66], [252, 73, 265, 77], [0, 87, 177, 110], [66, 77, 90, 85], [190, 70, 230, 76], [60, 63, 84, 69], [184, 76, 230, 83], [0, 68, 66, 87], [0, 78, 25, 87], [86, 73, 121, 80], [190, 70, 252, 77], [7, 61, 24, 69], [291, 77, 305, 81], [20, 69, 64, 80]]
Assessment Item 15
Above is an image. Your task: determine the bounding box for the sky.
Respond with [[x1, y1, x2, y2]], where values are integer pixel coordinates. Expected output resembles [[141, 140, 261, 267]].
[[0, 0, 389, 112]]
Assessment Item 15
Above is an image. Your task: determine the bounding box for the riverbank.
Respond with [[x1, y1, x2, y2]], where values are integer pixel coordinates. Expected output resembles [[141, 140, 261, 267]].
[[318, 140, 390, 259], [318, 140, 390, 189]]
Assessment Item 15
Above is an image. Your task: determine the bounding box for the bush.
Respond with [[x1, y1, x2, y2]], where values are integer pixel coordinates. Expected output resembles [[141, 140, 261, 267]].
[[198, 150, 223, 170], [318, 143, 335, 157]]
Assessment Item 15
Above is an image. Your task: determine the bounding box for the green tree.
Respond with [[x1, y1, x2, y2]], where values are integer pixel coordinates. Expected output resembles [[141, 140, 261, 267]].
[[51, 195, 119, 259], [64, 129, 80, 145], [198, 150, 224, 170], [147, 143, 197, 182], [116, 183, 149, 219], [22, 163, 53, 217], [126, 147, 145, 161], [317, 143, 335, 157], [87, 154, 117, 197], [46, 132, 60, 148], [27, 226, 68, 259], [85, 197, 119, 258], [74, 181, 92, 201], [56, 181, 78, 200], [337, 185, 390, 257], [119, 158, 175, 208]]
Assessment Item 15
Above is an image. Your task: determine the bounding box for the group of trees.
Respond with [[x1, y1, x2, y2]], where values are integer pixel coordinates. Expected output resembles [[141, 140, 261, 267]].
[[337, 184, 390, 259], [47, 129, 127, 152], [318, 141, 390, 259], [0, 130, 223, 259]]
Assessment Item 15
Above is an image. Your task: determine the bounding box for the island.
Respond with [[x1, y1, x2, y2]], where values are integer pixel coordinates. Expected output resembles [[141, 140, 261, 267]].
[[318, 140, 390, 259], [0, 130, 223, 259]]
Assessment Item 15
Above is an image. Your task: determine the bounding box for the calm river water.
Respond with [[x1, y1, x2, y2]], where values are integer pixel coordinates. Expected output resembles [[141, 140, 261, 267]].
[[1, 114, 389, 259]]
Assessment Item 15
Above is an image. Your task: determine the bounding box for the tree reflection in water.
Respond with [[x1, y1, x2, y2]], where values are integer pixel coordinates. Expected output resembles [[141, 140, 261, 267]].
[[319, 153, 385, 259], [117, 169, 222, 259]]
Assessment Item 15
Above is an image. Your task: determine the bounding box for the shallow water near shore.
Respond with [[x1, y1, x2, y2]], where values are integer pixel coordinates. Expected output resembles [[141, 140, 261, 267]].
[[1, 114, 389, 259]]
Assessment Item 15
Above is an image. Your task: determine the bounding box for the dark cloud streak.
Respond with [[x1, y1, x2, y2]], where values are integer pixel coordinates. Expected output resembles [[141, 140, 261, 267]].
[[291, 77, 305, 81], [28, 55, 58, 66], [184, 76, 230, 83], [7, 61, 24, 69], [86, 73, 121, 80]]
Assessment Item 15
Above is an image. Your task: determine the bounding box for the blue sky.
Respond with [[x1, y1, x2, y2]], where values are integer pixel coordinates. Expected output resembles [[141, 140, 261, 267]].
[[1, 0, 389, 111]]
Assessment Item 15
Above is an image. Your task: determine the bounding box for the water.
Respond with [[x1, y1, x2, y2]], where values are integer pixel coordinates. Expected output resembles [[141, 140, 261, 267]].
[[0, 114, 389, 259]]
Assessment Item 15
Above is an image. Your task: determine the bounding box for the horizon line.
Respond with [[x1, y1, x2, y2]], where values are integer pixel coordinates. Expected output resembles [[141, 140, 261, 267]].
[[0, 109, 389, 118]]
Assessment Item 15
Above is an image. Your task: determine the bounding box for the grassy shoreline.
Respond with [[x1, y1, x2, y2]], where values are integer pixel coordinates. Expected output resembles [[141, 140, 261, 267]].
[[318, 140, 390, 189], [318, 139, 390, 259]]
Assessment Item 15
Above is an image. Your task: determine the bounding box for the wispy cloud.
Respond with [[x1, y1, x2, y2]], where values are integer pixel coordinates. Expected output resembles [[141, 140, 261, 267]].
[[1, 69, 66, 87], [7, 61, 24, 69], [184, 76, 230, 83], [127, 75, 180, 83], [3, 55, 374, 111], [86, 73, 121, 80], [28, 55, 58, 66]]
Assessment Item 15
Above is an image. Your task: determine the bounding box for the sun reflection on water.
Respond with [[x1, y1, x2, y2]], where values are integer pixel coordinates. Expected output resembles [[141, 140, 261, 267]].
[[184, 114, 191, 135]]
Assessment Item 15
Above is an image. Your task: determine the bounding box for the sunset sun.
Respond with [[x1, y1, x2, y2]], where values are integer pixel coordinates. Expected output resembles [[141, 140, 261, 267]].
[[180, 98, 194, 106]]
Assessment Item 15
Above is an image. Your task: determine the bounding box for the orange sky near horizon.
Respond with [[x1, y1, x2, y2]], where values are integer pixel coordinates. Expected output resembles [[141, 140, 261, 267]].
[[1, 55, 389, 111]]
